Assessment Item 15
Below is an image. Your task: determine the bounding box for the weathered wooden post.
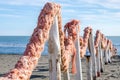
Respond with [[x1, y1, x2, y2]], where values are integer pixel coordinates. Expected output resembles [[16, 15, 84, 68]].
[[105, 44, 109, 65], [75, 25, 83, 80], [108, 49, 112, 63], [48, 16, 61, 80], [89, 32, 97, 80], [85, 49, 93, 80], [96, 44, 101, 77], [63, 70, 70, 80], [105, 50, 108, 64], [99, 44, 104, 73]]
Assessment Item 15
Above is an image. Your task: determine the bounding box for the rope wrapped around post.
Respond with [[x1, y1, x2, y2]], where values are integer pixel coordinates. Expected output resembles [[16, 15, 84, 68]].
[[94, 30, 103, 77], [79, 27, 97, 80], [61, 20, 79, 74], [79, 27, 93, 58], [0, 2, 61, 80]]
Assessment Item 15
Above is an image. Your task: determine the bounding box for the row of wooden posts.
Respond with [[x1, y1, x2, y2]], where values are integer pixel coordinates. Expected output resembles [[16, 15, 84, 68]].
[[0, 2, 116, 80], [48, 16, 116, 80]]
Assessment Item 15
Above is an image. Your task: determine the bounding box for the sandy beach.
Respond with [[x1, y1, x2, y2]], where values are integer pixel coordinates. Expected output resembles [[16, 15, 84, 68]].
[[0, 54, 120, 80]]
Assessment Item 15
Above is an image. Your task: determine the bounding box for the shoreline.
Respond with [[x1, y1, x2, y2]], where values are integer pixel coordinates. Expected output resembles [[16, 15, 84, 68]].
[[0, 54, 120, 80]]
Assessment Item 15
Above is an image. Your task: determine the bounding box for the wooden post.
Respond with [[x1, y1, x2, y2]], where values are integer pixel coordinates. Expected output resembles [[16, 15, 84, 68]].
[[48, 16, 61, 80], [102, 49, 106, 64], [96, 45, 101, 77], [89, 32, 97, 80], [86, 56, 93, 80], [104, 50, 108, 65], [108, 49, 112, 63], [100, 45, 104, 73], [63, 70, 70, 80], [105, 46, 109, 65], [75, 25, 83, 80]]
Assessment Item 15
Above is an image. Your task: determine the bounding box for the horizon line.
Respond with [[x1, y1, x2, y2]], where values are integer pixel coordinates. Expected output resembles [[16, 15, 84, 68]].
[[0, 35, 119, 37]]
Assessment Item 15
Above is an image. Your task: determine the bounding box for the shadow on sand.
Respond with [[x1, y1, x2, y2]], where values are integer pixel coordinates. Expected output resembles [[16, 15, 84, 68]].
[[30, 75, 47, 79], [0, 74, 5, 77]]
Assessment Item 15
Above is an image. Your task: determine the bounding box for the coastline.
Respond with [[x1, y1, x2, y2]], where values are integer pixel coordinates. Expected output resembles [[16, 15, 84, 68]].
[[0, 54, 120, 80]]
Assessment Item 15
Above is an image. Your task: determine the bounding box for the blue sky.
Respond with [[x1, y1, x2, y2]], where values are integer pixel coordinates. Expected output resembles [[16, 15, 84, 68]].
[[0, 0, 120, 36]]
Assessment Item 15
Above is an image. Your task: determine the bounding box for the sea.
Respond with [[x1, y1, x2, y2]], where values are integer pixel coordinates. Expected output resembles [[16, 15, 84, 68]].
[[0, 36, 119, 55]]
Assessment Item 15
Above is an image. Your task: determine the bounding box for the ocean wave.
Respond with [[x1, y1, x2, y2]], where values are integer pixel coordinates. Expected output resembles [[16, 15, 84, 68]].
[[0, 43, 26, 48]]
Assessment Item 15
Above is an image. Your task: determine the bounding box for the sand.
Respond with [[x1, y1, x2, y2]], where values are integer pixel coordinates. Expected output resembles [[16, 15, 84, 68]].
[[0, 54, 120, 80]]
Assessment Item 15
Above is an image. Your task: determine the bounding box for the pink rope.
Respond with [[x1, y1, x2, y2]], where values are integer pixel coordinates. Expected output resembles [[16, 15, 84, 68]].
[[0, 2, 61, 80], [61, 20, 79, 74]]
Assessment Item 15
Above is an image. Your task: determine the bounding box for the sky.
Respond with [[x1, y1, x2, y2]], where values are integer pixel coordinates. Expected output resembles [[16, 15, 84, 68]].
[[0, 0, 120, 36]]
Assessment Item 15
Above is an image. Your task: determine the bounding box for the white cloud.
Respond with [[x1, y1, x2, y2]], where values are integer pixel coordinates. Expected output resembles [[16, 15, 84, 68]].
[[78, 14, 97, 20], [1, 0, 120, 9], [0, 14, 22, 18], [82, 0, 120, 9], [0, 0, 53, 6], [114, 12, 120, 17], [62, 9, 76, 13], [0, 8, 13, 11], [105, 0, 120, 4], [60, 3, 72, 7]]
